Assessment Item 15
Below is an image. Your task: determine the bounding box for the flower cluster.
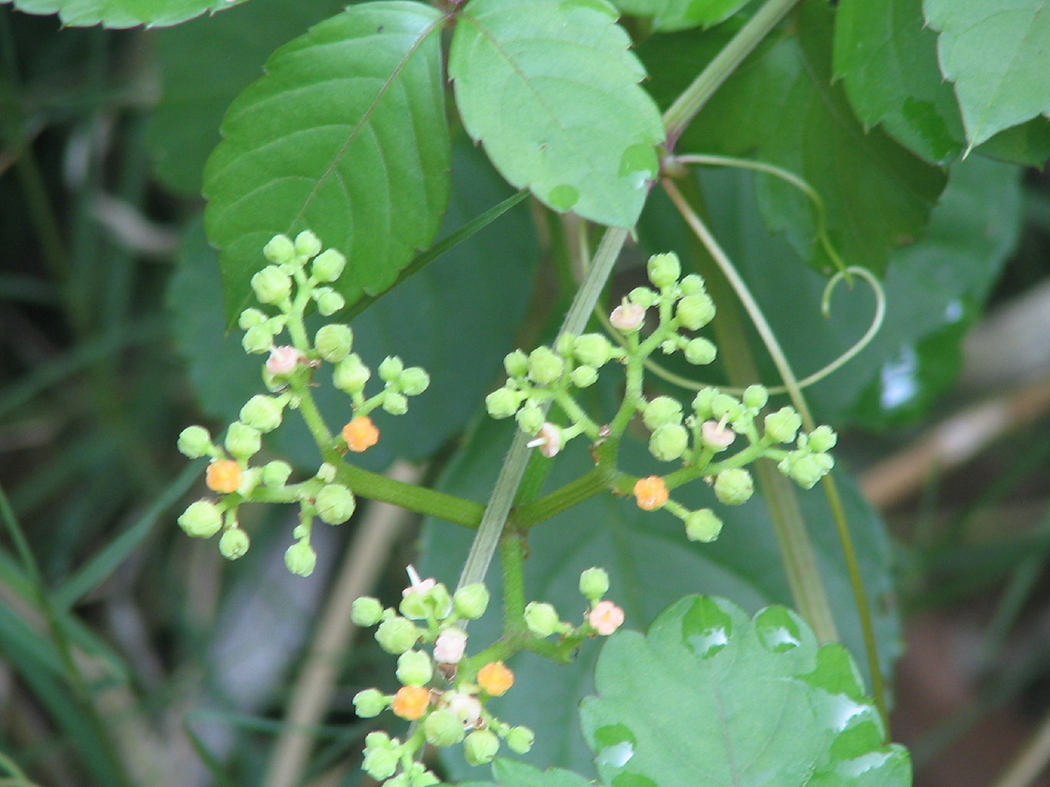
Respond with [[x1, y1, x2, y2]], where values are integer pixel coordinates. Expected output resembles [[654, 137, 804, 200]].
[[175, 232, 430, 575], [485, 251, 838, 545], [351, 567, 624, 785]]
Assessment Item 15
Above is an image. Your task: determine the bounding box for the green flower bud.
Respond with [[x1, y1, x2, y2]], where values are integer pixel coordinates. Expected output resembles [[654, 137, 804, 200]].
[[379, 356, 404, 382], [284, 540, 317, 577], [242, 324, 276, 354], [375, 616, 420, 654], [714, 468, 754, 506], [177, 425, 212, 458], [555, 333, 576, 357], [743, 384, 769, 411], [353, 688, 387, 718], [504, 349, 528, 378], [238, 307, 268, 330], [679, 274, 706, 295], [224, 421, 261, 460], [383, 391, 409, 415], [806, 425, 838, 453], [409, 765, 439, 787], [362, 742, 399, 781], [764, 407, 802, 444], [315, 484, 356, 524], [780, 452, 834, 489], [579, 566, 610, 601], [506, 726, 535, 755], [524, 601, 560, 637], [311, 248, 346, 282], [351, 596, 384, 627], [528, 346, 564, 386], [464, 730, 500, 766], [649, 423, 689, 462], [643, 396, 683, 431], [219, 528, 250, 559], [316, 290, 345, 316], [692, 387, 717, 419], [396, 650, 433, 686], [423, 709, 465, 747], [628, 286, 659, 309], [685, 509, 723, 542], [710, 393, 742, 423], [486, 387, 520, 419], [570, 365, 598, 388], [684, 338, 717, 365], [294, 230, 323, 260], [401, 582, 452, 620], [262, 460, 293, 488], [647, 252, 681, 289], [251, 266, 292, 305], [263, 234, 295, 265], [240, 395, 284, 433], [315, 324, 353, 363], [178, 500, 222, 538], [573, 333, 613, 367], [453, 583, 490, 620], [516, 405, 544, 435], [332, 354, 370, 394], [676, 293, 716, 331], [398, 367, 430, 396]]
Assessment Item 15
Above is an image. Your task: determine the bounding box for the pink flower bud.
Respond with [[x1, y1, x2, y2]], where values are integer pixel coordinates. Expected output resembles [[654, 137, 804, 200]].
[[402, 564, 436, 597], [589, 600, 625, 636], [610, 299, 646, 332], [434, 628, 468, 664], [526, 422, 563, 458], [701, 419, 736, 449], [445, 691, 482, 728], [266, 345, 302, 375]]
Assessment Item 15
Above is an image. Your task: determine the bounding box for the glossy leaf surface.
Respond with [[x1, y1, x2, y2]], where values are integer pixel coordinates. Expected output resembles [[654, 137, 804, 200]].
[[580, 595, 912, 787], [613, 0, 749, 32], [420, 419, 899, 778], [149, 0, 346, 194], [204, 2, 450, 322], [924, 0, 1050, 149], [449, 0, 665, 227], [0, 0, 243, 27]]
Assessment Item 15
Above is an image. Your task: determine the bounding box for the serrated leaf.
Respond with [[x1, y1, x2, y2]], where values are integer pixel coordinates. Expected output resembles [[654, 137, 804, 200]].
[[643, 0, 946, 275], [613, 0, 749, 32], [149, 0, 347, 195], [833, 0, 964, 165], [172, 140, 536, 469], [204, 1, 450, 323], [580, 595, 911, 787], [449, 0, 665, 228], [0, 0, 244, 28], [420, 419, 900, 779], [924, 0, 1050, 149]]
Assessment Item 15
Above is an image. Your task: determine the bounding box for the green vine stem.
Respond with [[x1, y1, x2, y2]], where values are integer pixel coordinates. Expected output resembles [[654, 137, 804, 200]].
[[662, 0, 800, 143], [663, 176, 888, 727]]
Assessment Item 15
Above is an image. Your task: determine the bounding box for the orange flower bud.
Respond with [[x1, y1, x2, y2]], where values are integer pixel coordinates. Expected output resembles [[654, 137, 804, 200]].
[[390, 684, 429, 720], [206, 459, 241, 494], [633, 475, 668, 510], [342, 416, 380, 452], [477, 661, 514, 696]]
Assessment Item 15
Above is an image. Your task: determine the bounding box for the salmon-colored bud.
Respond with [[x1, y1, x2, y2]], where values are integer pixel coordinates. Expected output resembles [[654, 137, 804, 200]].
[[206, 459, 241, 494], [342, 416, 380, 452]]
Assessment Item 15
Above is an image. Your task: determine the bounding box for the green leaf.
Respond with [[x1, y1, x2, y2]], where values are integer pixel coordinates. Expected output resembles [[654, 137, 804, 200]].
[[420, 419, 900, 779], [0, 0, 244, 27], [613, 0, 749, 32], [449, 0, 665, 228], [172, 139, 537, 470], [489, 760, 593, 787], [923, 0, 1050, 149], [148, 0, 347, 195], [204, 1, 450, 323], [644, 0, 946, 275], [833, 0, 964, 165], [580, 595, 911, 787]]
